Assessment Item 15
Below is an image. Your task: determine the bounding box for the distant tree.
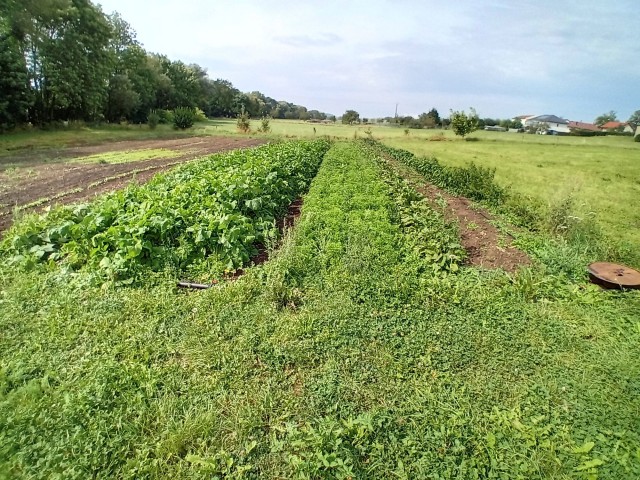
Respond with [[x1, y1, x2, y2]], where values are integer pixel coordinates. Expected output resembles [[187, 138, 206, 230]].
[[450, 108, 479, 138], [628, 110, 640, 127], [594, 110, 617, 127], [342, 109, 360, 124], [328, 115, 336, 122], [421, 107, 440, 127], [0, 32, 31, 129]]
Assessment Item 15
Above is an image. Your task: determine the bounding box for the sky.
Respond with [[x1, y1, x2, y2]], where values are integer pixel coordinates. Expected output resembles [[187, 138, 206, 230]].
[[96, 0, 640, 121]]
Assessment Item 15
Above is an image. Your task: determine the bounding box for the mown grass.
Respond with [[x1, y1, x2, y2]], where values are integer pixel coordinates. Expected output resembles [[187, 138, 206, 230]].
[[1, 141, 639, 478]]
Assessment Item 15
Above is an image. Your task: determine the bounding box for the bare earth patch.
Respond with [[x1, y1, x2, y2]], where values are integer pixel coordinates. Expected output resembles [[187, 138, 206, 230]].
[[0, 136, 265, 234], [383, 154, 530, 272]]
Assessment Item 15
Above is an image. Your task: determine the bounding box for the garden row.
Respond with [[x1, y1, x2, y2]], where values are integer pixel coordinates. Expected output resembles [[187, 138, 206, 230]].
[[0, 140, 331, 283]]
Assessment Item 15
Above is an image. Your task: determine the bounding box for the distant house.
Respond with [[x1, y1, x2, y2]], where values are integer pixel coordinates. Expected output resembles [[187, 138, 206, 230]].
[[513, 114, 534, 124], [568, 121, 601, 133], [522, 114, 570, 134], [601, 121, 634, 133]]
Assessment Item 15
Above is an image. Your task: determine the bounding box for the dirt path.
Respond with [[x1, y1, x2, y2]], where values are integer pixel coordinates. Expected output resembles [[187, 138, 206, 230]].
[[382, 153, 530, 272], [0, 136, 266, 234]]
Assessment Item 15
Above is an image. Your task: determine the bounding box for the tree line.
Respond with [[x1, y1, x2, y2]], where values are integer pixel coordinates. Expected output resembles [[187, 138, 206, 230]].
[[0, 0, 333, 130]]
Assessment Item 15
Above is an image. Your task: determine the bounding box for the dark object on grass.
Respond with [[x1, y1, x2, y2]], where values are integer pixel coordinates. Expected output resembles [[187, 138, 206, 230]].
[[177, 281, 213, 290], [588, 262, 640, 289]]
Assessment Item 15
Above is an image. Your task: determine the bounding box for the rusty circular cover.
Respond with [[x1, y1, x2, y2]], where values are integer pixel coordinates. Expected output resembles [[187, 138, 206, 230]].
[[588, 262, 640, 289]]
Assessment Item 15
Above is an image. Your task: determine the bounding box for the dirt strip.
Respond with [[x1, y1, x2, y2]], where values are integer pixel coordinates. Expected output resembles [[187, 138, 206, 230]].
[[382, 153, 530, 272]]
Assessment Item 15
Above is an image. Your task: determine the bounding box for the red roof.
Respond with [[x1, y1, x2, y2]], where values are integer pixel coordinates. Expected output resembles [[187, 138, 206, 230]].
[[568, 121, 601, 132], [601, 121, 626, 129]]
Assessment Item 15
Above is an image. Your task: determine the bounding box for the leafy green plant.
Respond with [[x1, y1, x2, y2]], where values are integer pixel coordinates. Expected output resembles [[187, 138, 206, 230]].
[[147, 110, 160, 130], [172, 107, 195, 129], [450, 108, 479, 138], [257, 116, 271, 133], [1, 140, 331, 283], [194, 107, 207, 122], [236, 106, 251, 133]]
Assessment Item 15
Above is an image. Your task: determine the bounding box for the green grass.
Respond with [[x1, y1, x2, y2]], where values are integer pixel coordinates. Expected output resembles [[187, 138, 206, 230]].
[[1, 141, 639, 478], [67, 148, 184, 165], [381, 131, 640, 252]]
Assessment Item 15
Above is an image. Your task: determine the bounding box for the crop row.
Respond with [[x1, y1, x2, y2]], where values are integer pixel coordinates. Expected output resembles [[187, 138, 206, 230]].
[[359, 141, 466, 273], [366, 139, 506, 205], [1, 140, 331, 283]]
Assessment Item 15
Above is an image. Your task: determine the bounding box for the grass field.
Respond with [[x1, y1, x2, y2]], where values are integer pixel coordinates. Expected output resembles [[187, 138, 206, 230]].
[[380, 131, 640, 251], [1, 126, 639, 478]]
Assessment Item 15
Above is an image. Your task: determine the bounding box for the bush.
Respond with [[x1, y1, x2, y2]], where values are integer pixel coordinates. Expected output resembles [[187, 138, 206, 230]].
[[258, 116, 271, 133], [173, 107, 195, 129], [194, 107, 207, 122], [450, 108, 479, 138], [147, 110, 160, 130], [156, 109, 173, 124], [236, 107, 251, 133], [635, 134, 640, 142]]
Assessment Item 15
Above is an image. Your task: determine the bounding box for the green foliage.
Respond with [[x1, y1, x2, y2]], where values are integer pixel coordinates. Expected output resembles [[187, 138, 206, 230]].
[[369, 140, 506, 205], [341, 110, 360, 125], [360, 142, 465, 272], [450, 108, 479, 138], [258, 116, 271, 133], [0, 33, 31, 130], [193, 107, 207, 122], [1, 141, 639, 478], [594, 110, 617, 127], [172, 107, 195, 129], [0, 140, 331, 283], [236, 106, 251, 133], [146, 110, 160, 129]]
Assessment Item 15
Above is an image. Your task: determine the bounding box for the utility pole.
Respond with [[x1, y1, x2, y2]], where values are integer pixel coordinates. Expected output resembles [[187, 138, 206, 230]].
[[394, 103, 398, 123]]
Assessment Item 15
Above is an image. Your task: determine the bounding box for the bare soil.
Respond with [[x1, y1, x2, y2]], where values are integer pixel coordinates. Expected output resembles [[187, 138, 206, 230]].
[[0, 136, 265, 234], [383, 154, 530, 272]]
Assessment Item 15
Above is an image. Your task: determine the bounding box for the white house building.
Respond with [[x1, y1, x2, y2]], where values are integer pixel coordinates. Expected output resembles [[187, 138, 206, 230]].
[[521, 115, 570, 134]]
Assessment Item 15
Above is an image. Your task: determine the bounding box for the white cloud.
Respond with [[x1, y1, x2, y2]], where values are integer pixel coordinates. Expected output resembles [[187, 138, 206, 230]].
[[98, 0, 640, 120]]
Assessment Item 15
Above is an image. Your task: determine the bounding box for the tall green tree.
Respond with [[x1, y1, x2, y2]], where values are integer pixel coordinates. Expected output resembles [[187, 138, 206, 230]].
[[450, 108, 479, 138], [0, 26, 31, 129], [594, 111, 617, 127], [342, 109, 360, 124]]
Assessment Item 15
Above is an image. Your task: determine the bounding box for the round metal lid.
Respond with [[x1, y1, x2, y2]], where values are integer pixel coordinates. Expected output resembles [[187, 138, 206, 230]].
[[588, 262, 640, 289]]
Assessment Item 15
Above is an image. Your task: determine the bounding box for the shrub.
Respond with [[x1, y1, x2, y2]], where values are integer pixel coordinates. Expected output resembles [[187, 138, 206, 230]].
[[157, 109, 174, 124], [450, 108, 479, 138], [147, 110, 160, 130], [194, 107, 207, 122], [173, 107, 195, 129], [236, 107, 251, 133], [635, 134, 640, 142], [257, 116, 271, 133]]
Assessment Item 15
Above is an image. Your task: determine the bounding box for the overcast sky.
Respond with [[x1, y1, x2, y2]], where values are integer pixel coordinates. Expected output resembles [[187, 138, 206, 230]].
[[97, 0, 639, 121]]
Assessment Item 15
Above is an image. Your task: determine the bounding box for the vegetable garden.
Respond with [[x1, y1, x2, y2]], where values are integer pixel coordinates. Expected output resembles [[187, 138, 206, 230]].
[[1, 140, 639, 478]]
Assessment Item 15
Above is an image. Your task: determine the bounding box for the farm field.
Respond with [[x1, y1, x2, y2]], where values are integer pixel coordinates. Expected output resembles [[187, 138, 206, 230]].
[[0, 136, 265, 234], [382, 131, 640, 252], [1, 137, 639, 478]]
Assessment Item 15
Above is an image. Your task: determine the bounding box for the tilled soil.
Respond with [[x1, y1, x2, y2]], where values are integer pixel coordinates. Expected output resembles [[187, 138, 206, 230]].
[[383, 154, 530, 272], [0, 136, 266, 234]]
